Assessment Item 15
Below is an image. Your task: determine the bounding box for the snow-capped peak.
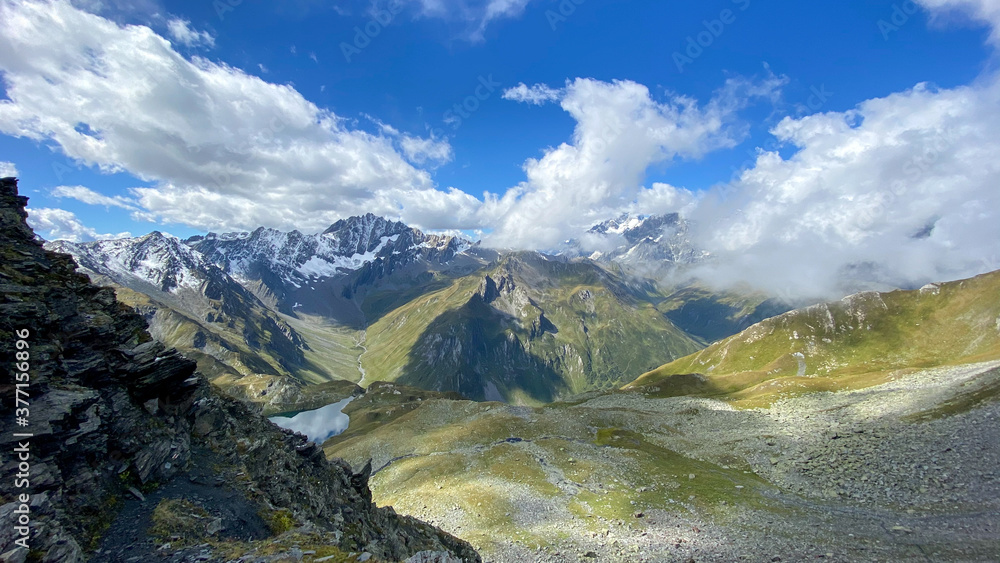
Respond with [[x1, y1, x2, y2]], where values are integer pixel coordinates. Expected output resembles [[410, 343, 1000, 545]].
[[186, 214, 475, 290], [589, 213, 649, 236], [49, 231, 211, 293]]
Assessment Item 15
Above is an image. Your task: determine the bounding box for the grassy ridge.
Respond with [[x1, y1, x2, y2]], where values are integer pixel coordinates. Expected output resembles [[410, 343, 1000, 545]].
[[629, 270, 1000, 405]]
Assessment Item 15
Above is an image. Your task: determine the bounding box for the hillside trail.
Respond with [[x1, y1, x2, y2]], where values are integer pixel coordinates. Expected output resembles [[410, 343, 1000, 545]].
[[354, 328, 369, 387]]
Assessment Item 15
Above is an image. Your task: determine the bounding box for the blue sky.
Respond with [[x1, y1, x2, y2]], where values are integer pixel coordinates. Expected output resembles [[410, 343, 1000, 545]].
[[1, 0, 999, 296]]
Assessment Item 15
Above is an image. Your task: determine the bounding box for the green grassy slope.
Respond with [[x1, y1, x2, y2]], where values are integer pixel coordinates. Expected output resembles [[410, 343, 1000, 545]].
[[324, 382, 766, 555], [628, 270, 1000, 405]]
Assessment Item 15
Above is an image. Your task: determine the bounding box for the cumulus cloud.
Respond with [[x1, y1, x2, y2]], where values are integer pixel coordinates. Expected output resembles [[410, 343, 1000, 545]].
[[165, 18, 214, 48], [685, 76, 1000, 298], [632, 182, 697, 217], [0, 0, 476, 234], [26, 207, 131, 242], [0, 161, 17, 176], [483, 75, 786, 249], [363, 114, 453, 166], [503, 82, 562, 105]]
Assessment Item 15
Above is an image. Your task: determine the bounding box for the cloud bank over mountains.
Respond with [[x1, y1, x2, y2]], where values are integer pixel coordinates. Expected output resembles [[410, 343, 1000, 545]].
[[1, 0, 999, 298]]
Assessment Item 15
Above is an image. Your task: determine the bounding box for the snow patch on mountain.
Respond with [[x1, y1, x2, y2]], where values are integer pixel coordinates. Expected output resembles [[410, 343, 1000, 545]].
[[592, 214, 649, 236], [296, 235, 400, 279]]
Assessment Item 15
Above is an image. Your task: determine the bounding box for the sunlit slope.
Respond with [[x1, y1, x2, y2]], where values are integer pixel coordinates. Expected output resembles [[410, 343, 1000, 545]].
[[324, 382, 768, 556], [628, 270, 1000, 402], [361, 252, 703, 403], [326, 361, 1000, 561]]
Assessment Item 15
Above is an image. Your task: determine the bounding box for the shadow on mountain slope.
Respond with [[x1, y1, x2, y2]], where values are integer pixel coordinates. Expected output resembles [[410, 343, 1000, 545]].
[[397, 294, 568, 403]]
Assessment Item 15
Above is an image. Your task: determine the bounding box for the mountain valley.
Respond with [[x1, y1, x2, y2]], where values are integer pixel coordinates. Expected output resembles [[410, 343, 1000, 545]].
[[7, 176, 1000, 562], [324, 277, 1000, 561]]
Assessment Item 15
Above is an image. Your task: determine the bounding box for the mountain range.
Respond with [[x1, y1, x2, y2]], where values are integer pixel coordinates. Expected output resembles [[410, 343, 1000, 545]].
[[50, 212, 765, 410]]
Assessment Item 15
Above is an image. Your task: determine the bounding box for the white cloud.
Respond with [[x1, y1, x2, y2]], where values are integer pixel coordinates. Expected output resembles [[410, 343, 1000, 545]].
[[400, 134, 453, 165], [671, 0, 1000, 298], [0, 161, 17, 176], [686, 76, 1000, 298], [503, 82, 562, 105], [917, 0, 1000, 42], [51, 185, 138, 209], [26, 207, 131, 242], [0, 0, 479, 234], [165, 17, 215, 48], [632, 182, 697, 217], [407, 0, 534, 40], [362, 114, 453, 166], [483, 76, 785, 249]]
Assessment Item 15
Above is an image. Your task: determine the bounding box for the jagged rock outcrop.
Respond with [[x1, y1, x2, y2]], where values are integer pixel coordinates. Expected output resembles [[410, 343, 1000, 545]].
[[0, 177, 480, 563]]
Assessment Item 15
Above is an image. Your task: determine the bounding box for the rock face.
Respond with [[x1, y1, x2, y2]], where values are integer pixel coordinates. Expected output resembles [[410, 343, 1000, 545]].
[[0, 177, 480, 562]]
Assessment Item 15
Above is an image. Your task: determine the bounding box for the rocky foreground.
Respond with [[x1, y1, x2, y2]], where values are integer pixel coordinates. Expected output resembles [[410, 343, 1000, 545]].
[[0, 176, 480, 562], [328, 363, 1000, 562]]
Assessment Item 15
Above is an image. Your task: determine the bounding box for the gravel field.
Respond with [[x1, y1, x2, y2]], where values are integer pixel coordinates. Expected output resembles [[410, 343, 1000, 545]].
[[391, 361, 1000, 562]]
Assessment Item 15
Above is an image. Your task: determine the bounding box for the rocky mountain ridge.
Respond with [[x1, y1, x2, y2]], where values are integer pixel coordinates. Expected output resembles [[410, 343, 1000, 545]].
[[186, 214, 475, 309], [366, 251, 703, 403], [46, 218, 488, 411]]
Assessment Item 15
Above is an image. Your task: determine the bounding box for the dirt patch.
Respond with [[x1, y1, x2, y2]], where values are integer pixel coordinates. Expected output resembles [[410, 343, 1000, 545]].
[[93, 446, 271, 562]]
